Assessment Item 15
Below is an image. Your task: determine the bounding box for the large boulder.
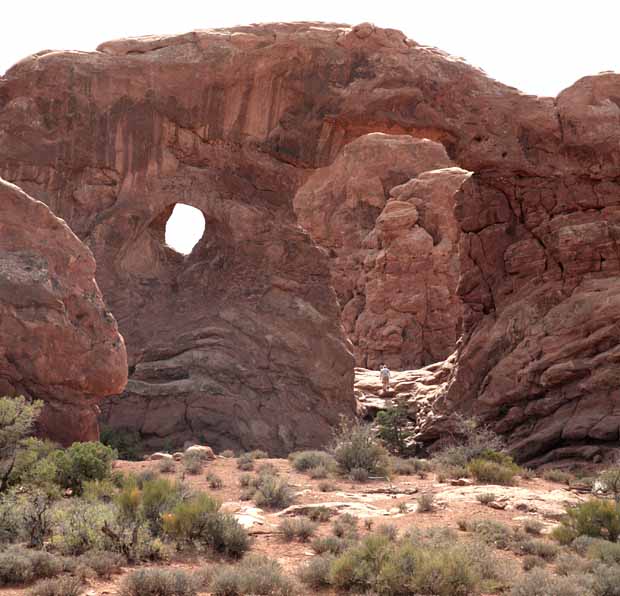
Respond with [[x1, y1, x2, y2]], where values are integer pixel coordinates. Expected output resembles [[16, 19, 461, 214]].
[[0, 177, 127, 444], [294, 134, 470, 369]]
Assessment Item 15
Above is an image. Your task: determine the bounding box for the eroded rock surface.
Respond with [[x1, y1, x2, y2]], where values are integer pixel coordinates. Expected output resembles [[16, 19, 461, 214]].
[[0, 178, 127, 444], [294, 134, 469, 369], [2, 22, 620, 459]]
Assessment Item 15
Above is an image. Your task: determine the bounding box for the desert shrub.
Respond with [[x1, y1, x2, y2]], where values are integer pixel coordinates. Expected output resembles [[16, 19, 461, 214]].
[[319, 480, 336, 492], [307, 506, 332, 523], [390, 456, 417, 475], [220, 449, 235, 458], [523, 519, 545, 535], [542, 468, 573, 485], [0, 491, 23, 543], [252, 474, 294, 510], [555, 499, 620, 543], [279, 517, 317, 542], [465, 518, 513, 549], [289, 450, 335, 472], [0, 395, 44, 491], [207, 472, 223, 489], [350, 467, 369, 482], [52, 441, 117, 495], [0, 547, 65, 585], [553, 523, 579, 545], [183, 452, 203, 475], [518, 538, 559, 560], [159, 458, 175, 473], [556, 551, 593, 576], [417, 492, 435, 512], [83, 478, 118, 502], [309, 465, 329, 479], [592, 563, 620, 596], [598, 468, 620, 502], [586, 539, 620, 565], [210, 554, 297, 596], [571, 535, 599, 555], [333, 512, 359, 539], [162, 493, 249, 558], [298, 554, 334, 588], [376, 404, 414, 455], [237, 453, 255, 471], [329, 532, 480, 595], [522, 555, 546, 570], [376, 523, 398, 540], [51, 498, 113, 555], [7, 437, 58, 489], [140, 476, 184, 535], [78, 550, 125, 578], [468, 454, 520, 485], [312, 535, 348, 555], [248, 449, 268, 459], [256, 462, 278, 476], [509, 568, 590, 596], [477, 492, 497, 505], [121, 568, 197, 596], [332, 419, 391, 478], [100, 426, 142, 461], [239, 473, 254, 488], [433, 416, 504, 470], [29, 576, 83, 596]]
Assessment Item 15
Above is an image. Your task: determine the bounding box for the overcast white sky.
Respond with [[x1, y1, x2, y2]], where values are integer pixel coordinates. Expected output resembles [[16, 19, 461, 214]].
[[3, 1, 619, 253], [3, 0, 619, 97]]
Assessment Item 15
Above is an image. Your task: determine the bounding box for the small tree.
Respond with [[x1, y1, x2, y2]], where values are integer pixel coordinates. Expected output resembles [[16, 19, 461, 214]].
[[376, 404, 414, 455], [0, 396, 43, 492]]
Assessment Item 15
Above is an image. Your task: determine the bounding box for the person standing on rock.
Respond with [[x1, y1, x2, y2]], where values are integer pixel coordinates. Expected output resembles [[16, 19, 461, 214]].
[[380, 364, 391, 393]]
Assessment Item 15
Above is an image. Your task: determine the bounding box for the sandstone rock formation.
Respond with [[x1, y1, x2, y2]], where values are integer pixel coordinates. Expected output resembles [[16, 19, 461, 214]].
[[294, 133, 469, 369], [0, 177, 127, 445], [2, 22, 620, 460]]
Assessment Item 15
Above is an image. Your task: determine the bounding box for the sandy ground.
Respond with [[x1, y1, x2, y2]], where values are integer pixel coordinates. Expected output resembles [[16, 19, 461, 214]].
[[1, 456, 587, 596]]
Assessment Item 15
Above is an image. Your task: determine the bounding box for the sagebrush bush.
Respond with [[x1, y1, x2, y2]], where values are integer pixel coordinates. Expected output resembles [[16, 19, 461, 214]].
[[522, 555, 546, 571], [237, 453, 255, 471], [162, 493, 249, 558], [312, 535, 348, 555], [509, 568, 589, 596], [209, 554, 297, 596], [542, 468, 573, 485], [476, 492, 497, 505], [309, 465, 329, 479], [468, 455, 519, 485], [319, 480, 336, 492], [523, 519, 545, 535], [253, 474, 294, 510], [555, 499, 620, 543], [158, 458, 175, 473], [220, 449, 235, 458], [207, 472, 223, 489], [332, 419, 391, 478], [465, 518, 513, 549], [586, 539, 620, 565], [306, 506, 332, 522], [279, 517, 318, 542], [555, 551, 593, 576], [289, 450, 335, 472], [592, 563, 620, 596], [121, 568, 197, 596], [518, 538, 559, 560], [256, 462, 279, 476], [349, 467, 369, 482], [29, 576, 83, 596], [51, 499, 113, 555], [417, 492, 435, 512], [183, 453, 203, 475], [78, 550, 125, 579], [332, 513, 359, 539], [298, 554, 334, 588], [0, 547, 64, 586]]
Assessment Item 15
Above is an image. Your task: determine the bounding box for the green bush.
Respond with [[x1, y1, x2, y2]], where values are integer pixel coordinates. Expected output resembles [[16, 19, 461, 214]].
[[376, 404, 414, 455], [183, 453, 203, 475], [162, 493, 249, 558], [53, 442, 117, 495], [311, 535, 348, 555], [417, 492, 435, 512], [332, 419, 390, 478], [464, 518, 513, 549], [555, 499, 620, 543], [209, 554, 297, 596], [207, 472, 223, 489], [350, 467, 369, 482], [140, 476, 183, 535], [29, 576, 83, 596], [289, 450, 335, 472], [253, 474, 294, 510], [332, 513, 359, 539], [509, 568, 589, 596], [306, 506, 331, 522], [298, 554, 334, 588], [468, 456, 519, 485], [121, 568, 197, 596], [542, 468, 574, 485], [518, 538, 559, 560], [100, 426, 142, 461], [8, 437, 58, 489], [51, 499, 114, 555], [78, 550, 125, 578], [237, 453, 255, 471], [476, 492, 497, 505], [278, 517, 317, 542]]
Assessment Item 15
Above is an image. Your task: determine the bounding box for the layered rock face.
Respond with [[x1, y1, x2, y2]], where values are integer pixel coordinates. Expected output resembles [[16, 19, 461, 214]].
[[2, 22, 620, 459], [0, 178, 127, 445], [294, 134, 469, 369]]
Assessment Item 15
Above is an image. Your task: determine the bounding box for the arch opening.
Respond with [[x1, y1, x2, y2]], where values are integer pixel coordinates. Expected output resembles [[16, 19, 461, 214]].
[[165, 204, 206, 255]]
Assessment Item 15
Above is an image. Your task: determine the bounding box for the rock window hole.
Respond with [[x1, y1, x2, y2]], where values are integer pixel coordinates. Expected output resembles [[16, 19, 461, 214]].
[[165, 204, 206, 255]]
